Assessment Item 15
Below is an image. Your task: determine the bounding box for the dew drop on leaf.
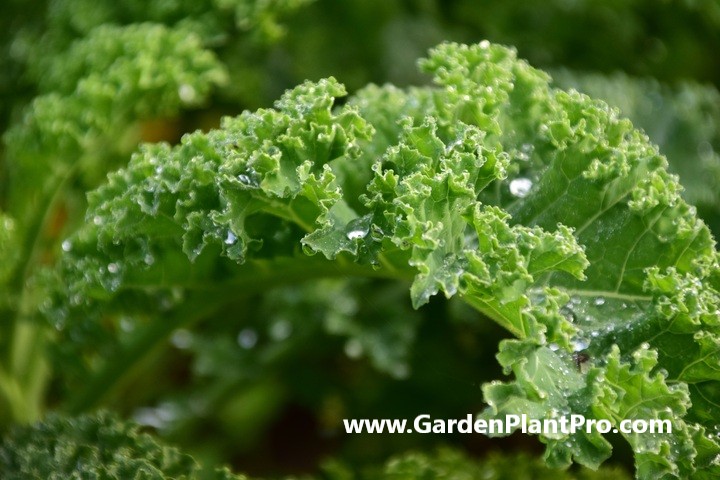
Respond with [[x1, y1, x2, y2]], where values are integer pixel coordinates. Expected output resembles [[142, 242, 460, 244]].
[[444, 138, 463, 153], [120, 317, 135, 332], [594, 297, 606, 306], [510, 178, 532, 198], [269, 319, 292, 341], [560, 306, 577, 323], [178, 84, 197, 103], [61, 240, 72, 252], [346, 229, 367, 240], [237, 328, 258, 349], [697, 141, 714, 160], [391, 364, 409, 379], [571, 338, 589, 352], [344, 339, 363, 358], [225, 231, 237, 245], [237, 173, 259, 188], [171, 329, 193, 349], [107, 263, 119, 274]]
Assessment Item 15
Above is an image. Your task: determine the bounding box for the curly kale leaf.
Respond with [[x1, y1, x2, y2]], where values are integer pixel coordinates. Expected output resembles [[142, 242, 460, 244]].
[[552, 70, 720, 237]]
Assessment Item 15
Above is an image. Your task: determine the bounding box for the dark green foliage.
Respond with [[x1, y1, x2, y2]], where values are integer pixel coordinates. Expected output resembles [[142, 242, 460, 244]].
[[0, 411, 205, 479]]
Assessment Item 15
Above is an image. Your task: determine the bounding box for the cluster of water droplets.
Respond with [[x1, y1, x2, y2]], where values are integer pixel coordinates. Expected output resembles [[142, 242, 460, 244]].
[[235, 315, 296, 352], [236, 166, 260, 189], [133, 402, 181, 430]]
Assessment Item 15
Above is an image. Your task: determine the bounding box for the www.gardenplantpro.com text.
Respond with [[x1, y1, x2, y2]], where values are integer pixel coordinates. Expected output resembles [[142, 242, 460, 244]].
[[344, 414, 671, 435]]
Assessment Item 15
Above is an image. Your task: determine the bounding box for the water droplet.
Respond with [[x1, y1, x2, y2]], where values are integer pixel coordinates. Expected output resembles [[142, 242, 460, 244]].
[[61, 240, 73, 252], [344, 339, 363, 359], [479, 40, 490, 49], [548, 343, 560, 351], [559, 305, 577, 325], [697, 141, 714, 160], [509, 178, 533, 198], [445, 138, 463, 153], [144, 253, 155, 266], [178, 84, 197, 103], [107, 263, 119, 274], [237, 328, 258, 349], [571, 338, 589, 351], [346, 229, 367, 240], [225, 231, 237, 245], [54, 314, 66, 331], [120, 317, 135, 332], [392, 364, 409, 379], [133, 403, 178, 430], [237, 174, 258, 187], [93, 215, 102, 226], [269, 320, 292, 341], [171, 329, 193, 349], [594, 297, 606, 306]]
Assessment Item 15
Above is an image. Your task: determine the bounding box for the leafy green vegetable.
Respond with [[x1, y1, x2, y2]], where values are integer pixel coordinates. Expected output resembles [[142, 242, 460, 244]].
[[44, 41, 720, 478], [0, 411, 244, 480], [3, 0, 720, 477]]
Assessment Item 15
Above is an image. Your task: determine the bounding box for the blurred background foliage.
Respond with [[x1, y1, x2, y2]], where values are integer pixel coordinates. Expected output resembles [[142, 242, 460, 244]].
[[1, 0, 718, 477]]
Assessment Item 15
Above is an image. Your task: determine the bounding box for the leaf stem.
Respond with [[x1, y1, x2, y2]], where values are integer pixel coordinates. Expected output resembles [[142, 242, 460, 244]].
[[1, 163, 77, 424]]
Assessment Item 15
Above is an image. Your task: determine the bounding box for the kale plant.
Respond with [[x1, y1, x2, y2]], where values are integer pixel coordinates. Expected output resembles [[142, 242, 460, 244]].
[[1, 2, 720, 479]]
